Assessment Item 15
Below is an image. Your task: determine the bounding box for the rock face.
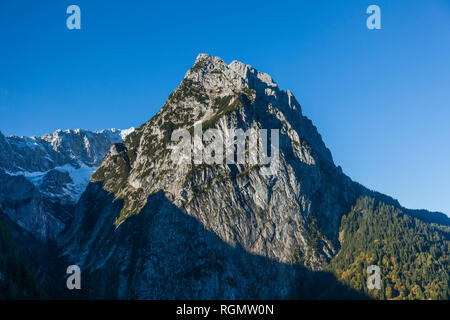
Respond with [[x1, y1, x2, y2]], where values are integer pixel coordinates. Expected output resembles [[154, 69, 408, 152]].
[[60, 54, 403, 298], [0, 128, 134, 241], [1, 54, 448, 299]]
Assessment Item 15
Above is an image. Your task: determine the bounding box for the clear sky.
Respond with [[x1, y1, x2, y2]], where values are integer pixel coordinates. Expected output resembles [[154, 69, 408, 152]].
[[1, 0, 449, 215]]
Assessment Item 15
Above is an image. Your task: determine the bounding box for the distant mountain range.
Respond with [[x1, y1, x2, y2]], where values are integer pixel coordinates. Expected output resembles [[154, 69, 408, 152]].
[[0, 127, 134, 240], [0, 54, 448, 300]]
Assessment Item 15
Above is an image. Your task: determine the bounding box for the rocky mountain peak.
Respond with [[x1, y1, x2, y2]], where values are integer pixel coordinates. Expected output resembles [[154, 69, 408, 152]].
[[66, 54, 349, 277], [51, 54, 450, 300], [184, 54, 279, 101]]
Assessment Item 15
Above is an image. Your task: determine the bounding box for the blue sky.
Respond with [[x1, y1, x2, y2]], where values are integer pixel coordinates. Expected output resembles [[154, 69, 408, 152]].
[[0, 0, 449, 215]]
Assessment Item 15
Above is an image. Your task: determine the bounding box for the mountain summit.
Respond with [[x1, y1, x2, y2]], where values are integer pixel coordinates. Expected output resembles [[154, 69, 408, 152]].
[[54, 54, 449, 299]]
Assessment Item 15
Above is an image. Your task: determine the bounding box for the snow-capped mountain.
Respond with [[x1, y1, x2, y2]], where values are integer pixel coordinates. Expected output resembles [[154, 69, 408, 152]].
[[0, 128, 134, 240]]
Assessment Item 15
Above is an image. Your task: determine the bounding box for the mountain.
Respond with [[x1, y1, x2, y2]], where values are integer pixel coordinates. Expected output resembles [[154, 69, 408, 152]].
[[58, 54, 449, 299], [0, 127, 134, 241]]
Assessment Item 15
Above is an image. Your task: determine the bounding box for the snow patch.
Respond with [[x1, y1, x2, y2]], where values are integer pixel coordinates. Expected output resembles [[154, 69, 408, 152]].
[[120, 127, 135, 140], [5, 163, 98, 201]]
